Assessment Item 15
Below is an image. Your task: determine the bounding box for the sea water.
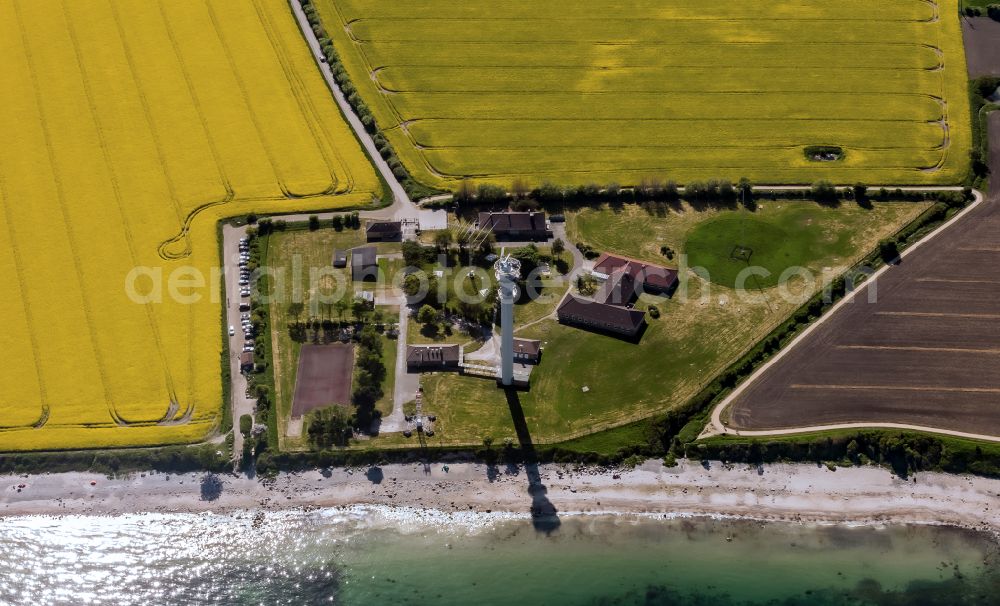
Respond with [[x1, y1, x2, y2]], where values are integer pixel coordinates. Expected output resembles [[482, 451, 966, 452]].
[[0, 508, 996, 605]]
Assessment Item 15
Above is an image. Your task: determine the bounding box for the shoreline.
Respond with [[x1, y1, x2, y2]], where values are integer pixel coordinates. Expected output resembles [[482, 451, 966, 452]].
[[1, 460, 997, 535]]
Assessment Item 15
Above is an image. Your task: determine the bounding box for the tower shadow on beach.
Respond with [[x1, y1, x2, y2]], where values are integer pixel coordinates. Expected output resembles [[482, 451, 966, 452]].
[[504, 388, 561, 534]]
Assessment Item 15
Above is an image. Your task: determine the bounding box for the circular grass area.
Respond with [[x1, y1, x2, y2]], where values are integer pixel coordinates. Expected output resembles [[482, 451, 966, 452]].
[[685, 209, 851, 289]]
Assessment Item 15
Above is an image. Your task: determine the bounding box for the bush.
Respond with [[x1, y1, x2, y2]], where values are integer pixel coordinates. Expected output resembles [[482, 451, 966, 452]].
[[878, 239, 900, 263], [239, 414, 252, 437], [810, 180, 838, 204], [989, 4, 1000, 20], [306, 406, 353, 449], [575, 241, 599, 260]]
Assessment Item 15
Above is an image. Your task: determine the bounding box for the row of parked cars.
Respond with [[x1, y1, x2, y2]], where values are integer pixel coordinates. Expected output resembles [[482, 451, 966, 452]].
[[238, 237, 251, 296], [236, 237, 254, 349]]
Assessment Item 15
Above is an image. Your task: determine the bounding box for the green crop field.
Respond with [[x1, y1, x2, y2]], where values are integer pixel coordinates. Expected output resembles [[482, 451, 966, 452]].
[[317, 0, 971, 188]]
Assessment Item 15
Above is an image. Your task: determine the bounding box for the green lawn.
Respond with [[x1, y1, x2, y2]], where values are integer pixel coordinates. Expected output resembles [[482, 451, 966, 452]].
[[684, 204, 885, 289]]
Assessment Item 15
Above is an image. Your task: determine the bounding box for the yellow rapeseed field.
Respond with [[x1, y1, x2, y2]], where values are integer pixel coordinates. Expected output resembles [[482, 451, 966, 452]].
[[318, 0, 971, 187], [0, 0, 379, 451]]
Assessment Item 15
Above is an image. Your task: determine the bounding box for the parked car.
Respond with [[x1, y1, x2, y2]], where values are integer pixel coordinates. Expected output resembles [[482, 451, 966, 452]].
[[228, 325, 235, 336], [549, 214, 565, 223]]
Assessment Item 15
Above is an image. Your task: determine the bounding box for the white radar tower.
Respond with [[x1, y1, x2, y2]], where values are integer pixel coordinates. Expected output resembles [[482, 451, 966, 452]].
[[493, 248, 521, 386]]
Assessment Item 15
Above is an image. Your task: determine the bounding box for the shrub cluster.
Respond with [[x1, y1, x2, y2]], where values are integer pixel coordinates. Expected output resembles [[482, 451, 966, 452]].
[[448, 176, 966, 210], [307, 406, 353, 449], [0, 444, 229, 476], [691, 432, 1000, 479], [351, 325, 386, 429]]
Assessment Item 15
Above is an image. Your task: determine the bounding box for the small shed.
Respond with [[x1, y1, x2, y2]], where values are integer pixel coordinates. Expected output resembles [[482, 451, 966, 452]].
[[351, 246, 378, 282], [512, 338, 542, 364], [239, 351, 255, 372], [332, 249, 348, 268], [357, 290, 375, 308]]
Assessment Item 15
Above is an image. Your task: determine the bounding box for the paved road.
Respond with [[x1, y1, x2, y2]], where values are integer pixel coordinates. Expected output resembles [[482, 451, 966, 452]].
[[222, 224, 257, 460], [551, 223, 587, 281], [381, 303, 419, 433]]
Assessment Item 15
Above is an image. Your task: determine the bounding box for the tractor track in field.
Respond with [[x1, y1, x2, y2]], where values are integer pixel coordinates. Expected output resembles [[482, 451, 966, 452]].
[[63, 1, 181, 426], [252, 0, 350, 195], [0, 169, 49, 430], [12, 0, 123, 427]]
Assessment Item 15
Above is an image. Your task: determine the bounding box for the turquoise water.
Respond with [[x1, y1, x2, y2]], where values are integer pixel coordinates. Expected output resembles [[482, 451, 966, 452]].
[[0, 509, 996, 605]]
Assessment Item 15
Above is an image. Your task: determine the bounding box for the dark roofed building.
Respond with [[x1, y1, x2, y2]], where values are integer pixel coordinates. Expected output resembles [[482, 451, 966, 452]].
[[332, 249, 348, 268], [478, 211, 550, 241], [512, 338, 542, 364], [596, 267, 639, 306], [593, 253, 678, 296], [406, 344, 461, 370], [556, 294, 646, 338], [351, 246, 378, 282], [366, 220, 402, 242]]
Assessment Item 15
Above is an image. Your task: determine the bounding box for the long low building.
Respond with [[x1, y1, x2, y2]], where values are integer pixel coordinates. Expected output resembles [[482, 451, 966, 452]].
[[556, 295, 647, 338], [478, 211, 550, 241], [406, 344, 461, 370], [366, 220, 402, 242]]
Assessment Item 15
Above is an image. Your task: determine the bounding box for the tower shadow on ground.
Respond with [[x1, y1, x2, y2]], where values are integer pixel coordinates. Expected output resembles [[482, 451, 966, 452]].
[[504, 387, 561, 534]]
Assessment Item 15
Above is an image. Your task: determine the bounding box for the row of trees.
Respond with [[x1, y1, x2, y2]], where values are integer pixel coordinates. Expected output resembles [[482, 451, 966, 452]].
[[253, 214, 358, 236], [307, 212, 361, 232], [964, 4, 1000, 19], [691, 432, 1000, 479], [449, 177, 976, 211], [352, 325, 385, 428], [287, 298, 386, 331]]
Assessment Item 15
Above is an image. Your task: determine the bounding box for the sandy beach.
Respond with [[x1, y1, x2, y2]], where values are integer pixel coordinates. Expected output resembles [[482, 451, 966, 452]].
[[0, 460, 996, 533]]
